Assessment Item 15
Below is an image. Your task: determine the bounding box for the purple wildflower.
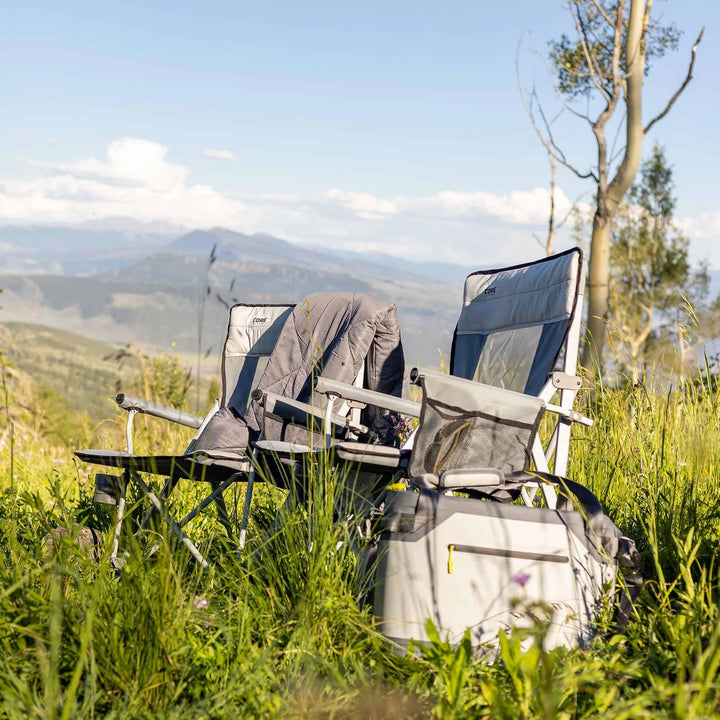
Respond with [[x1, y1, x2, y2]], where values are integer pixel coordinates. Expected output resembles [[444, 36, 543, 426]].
[[511, 571, 531, 587]]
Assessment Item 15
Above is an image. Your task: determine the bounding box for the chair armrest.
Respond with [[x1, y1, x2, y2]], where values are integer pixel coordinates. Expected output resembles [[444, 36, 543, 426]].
[[544, 403, 593, 427], [251, 390, 371, 439], [314, 377, 421, 418], [115, 393, 204, 430], [438, 468, 504, 489], [410, 367, 593, 427]]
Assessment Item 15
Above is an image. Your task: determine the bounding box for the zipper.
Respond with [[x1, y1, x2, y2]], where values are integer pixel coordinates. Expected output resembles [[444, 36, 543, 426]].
[[447, 543, 569, 573]]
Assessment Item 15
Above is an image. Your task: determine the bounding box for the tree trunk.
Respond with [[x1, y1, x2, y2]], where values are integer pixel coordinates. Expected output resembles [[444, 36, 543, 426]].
[[582, 0, 647, 370], [583, 214, 613, 369]]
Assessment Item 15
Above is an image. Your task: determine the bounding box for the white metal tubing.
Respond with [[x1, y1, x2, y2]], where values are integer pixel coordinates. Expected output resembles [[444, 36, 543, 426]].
[[545, 403, 593, 427], [323, 397, 335, 447], [125, 410, 136, 454], [555, 293, 584, 475], [109, 471, 128, 567], [532, 435, 550, 473]]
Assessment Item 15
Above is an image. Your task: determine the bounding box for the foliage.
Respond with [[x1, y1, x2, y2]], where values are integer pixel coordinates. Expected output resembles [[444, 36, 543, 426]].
[[608, 144, 709, 381], [4, 360, 720, 716], [549, 1, 680, 100], [524, 0, 702, 366], [130, 353, 193, 411]]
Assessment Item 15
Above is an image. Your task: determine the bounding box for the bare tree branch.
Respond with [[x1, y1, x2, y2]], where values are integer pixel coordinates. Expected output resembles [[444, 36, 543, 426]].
[[569, 0, 611, 101], [533, 94, 599, 180], [516, 37, 598, 182], [644, 27, 705, 135], [526, 26, 590, 122], [591, 0, 614, 29]]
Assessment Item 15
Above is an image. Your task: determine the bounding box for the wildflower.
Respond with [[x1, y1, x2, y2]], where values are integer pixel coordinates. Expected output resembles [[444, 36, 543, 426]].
[[511, 571, 531, 587], [193, 595, 208, 609]]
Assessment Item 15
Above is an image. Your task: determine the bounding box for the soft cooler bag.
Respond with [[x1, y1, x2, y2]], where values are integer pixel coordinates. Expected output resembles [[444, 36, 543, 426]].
[[372, 480, 640, 653]]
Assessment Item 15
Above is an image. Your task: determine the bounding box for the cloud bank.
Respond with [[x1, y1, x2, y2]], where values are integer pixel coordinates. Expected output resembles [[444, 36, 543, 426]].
[[6, 136, 713, 266]]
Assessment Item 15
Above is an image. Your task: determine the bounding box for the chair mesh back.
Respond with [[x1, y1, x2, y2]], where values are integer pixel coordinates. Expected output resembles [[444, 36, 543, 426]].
[[450, 248, 583, 396], [409, 372, 545, 477], [221, 304, 294, 415]]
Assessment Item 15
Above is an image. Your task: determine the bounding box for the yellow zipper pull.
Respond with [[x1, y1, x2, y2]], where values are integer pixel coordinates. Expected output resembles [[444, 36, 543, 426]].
[[448, 544, 455, 574], [386, 482, 407, 492]]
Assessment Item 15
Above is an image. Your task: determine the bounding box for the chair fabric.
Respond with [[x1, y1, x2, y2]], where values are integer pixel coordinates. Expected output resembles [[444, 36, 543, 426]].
[[450, 248, 583, 395], [408, 371, 545, 477], [222, 304, 295, 416], [196, 292, 405, 455]]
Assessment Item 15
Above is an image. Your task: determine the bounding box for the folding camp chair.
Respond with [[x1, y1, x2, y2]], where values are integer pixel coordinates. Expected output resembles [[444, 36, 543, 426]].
[[305, 249, 641, 651], [75, 292, 405, 568], [314, 248, 589, 495], [246, 292, 406, 523], [76, 303, 294, 568]]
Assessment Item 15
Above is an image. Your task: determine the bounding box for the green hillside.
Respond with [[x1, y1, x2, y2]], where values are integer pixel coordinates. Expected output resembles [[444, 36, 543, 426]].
[[1, 322, 140, 421]]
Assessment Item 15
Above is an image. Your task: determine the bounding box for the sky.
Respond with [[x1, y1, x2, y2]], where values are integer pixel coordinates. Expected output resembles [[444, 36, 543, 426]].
[[1, 0, 718, 267]]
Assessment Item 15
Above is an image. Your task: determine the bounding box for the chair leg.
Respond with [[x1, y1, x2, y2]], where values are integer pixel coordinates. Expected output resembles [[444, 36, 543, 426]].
[[133, 474, 210, 570], [139, 475, 180, 531], [177, 475, 239, 531], [109, 469, 129, 569], [211, 481, 235, 540], [238, 468, 256, 553]]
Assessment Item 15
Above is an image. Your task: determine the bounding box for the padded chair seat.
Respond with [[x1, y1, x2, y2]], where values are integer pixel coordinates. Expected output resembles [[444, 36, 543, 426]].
[[75, 449, 251, 482], [335, 442, 410, 470], [253, 440, 328, 459]]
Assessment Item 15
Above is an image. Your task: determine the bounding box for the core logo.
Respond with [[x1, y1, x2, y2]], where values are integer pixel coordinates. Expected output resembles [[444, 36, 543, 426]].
[[484, 287, 497, 295], [252, 317, 268, 323]]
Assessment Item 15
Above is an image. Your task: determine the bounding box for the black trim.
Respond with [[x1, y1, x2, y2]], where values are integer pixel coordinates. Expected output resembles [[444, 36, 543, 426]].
[[462, 247, 582, 279], [451, 543, 569, 564]]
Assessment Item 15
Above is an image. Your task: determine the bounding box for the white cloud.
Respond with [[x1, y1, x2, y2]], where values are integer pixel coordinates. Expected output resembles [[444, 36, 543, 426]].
[[679, 213, 720, 266], [324, 187, 575, 226], [12, 136, 699, 266], [202, 148, 236, 161], [326, 189, 399, 220]]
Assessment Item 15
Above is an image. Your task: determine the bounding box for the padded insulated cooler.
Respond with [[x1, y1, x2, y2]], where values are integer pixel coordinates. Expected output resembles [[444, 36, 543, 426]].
[[373, 489, 617, 652]]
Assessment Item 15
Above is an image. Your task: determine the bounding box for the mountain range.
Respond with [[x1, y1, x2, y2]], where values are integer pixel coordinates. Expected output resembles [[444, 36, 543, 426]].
[[0, 220, 478, 368]]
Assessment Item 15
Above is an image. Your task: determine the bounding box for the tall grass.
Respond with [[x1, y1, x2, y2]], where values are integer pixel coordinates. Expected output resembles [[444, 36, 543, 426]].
[[3, 370, 720, 717]]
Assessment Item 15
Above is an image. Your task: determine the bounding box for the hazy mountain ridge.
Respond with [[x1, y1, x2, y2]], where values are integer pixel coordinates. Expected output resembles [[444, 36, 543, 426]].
[[0, 221, 475, 284], [0, 220, 466, 366]]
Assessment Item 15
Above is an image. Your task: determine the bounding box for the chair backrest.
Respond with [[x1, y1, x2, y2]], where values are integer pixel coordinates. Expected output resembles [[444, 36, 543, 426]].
[[450, 248, 584, 397], [248, 292, 405, 442], [221, 304, 295, 416]]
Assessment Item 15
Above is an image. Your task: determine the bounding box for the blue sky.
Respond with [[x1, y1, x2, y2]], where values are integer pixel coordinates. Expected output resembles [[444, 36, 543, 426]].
[[1, 1, 717, 266]]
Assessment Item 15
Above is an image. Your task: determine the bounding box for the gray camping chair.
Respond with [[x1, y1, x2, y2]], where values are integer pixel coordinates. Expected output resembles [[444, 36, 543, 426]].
[[76, 293, 405, 568], [313, 248, 590, 499], [76, 303, 294, 568], [245, 292, 406, 524]]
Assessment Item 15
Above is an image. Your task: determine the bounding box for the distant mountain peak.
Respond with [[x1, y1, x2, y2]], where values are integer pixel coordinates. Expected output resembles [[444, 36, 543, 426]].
[[73, 217, 187, 237]]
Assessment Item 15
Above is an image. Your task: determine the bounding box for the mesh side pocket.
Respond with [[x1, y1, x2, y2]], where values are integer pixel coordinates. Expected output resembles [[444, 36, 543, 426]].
[[409, 396, 537, 477]]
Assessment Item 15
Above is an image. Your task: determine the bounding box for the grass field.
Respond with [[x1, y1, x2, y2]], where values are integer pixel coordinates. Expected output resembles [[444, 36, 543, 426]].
[[2, 354, 720, 718]]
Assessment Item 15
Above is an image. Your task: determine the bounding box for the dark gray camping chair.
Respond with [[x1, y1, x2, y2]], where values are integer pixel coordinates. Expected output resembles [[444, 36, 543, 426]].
[[76, 303, 293, 568], [75, 292, 405, 569], [314, 248, 590, 504]]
